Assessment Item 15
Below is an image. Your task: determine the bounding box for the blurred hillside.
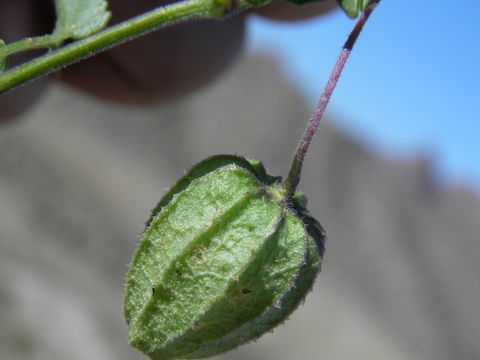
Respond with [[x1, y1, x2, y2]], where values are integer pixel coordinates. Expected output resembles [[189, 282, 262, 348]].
[[0, 54, 479, 360]]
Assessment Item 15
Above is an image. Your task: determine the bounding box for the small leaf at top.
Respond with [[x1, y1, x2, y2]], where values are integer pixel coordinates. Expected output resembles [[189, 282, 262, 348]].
[[53, 0, 111, 40], [337, 0, 372, 18]]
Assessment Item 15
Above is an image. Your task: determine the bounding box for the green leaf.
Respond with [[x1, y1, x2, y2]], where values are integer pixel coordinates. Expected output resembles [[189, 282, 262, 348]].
[[337, 0, 372, 18], [0, 40, 7, 73], [53, 0, 111, 40], [245, 0, 272, 7]]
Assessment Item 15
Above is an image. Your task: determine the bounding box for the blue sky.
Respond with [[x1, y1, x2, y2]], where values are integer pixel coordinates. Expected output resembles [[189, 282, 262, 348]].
[[246, 1, 480, 191]]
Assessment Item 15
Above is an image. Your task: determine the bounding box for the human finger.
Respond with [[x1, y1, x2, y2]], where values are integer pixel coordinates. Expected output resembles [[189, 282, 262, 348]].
[[255, 0, 338, 22], [59, 0, 246, 104]]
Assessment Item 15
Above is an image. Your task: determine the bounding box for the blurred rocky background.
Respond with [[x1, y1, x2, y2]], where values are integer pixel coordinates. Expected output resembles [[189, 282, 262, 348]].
[[1, 54, 479, 360]]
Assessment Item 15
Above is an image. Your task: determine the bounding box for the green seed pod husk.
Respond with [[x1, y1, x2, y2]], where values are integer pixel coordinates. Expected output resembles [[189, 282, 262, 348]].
[[124, 155, 325, 360]]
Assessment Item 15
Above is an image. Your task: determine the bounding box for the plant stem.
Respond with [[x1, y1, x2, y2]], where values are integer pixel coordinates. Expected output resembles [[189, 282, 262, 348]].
[[284, 0, 381, 199], [0, 35, 64, 59], [0, 0, 261, 95]]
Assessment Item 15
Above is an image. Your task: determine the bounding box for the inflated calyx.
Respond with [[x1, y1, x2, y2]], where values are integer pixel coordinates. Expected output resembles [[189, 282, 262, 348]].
[[124, 155, 326, 359]]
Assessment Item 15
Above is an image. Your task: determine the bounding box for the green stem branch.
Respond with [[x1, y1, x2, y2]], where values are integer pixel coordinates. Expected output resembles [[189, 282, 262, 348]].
[[0, 34, 64, 59], [284, 0, 381, 199], [0, 0, 261, 94]]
